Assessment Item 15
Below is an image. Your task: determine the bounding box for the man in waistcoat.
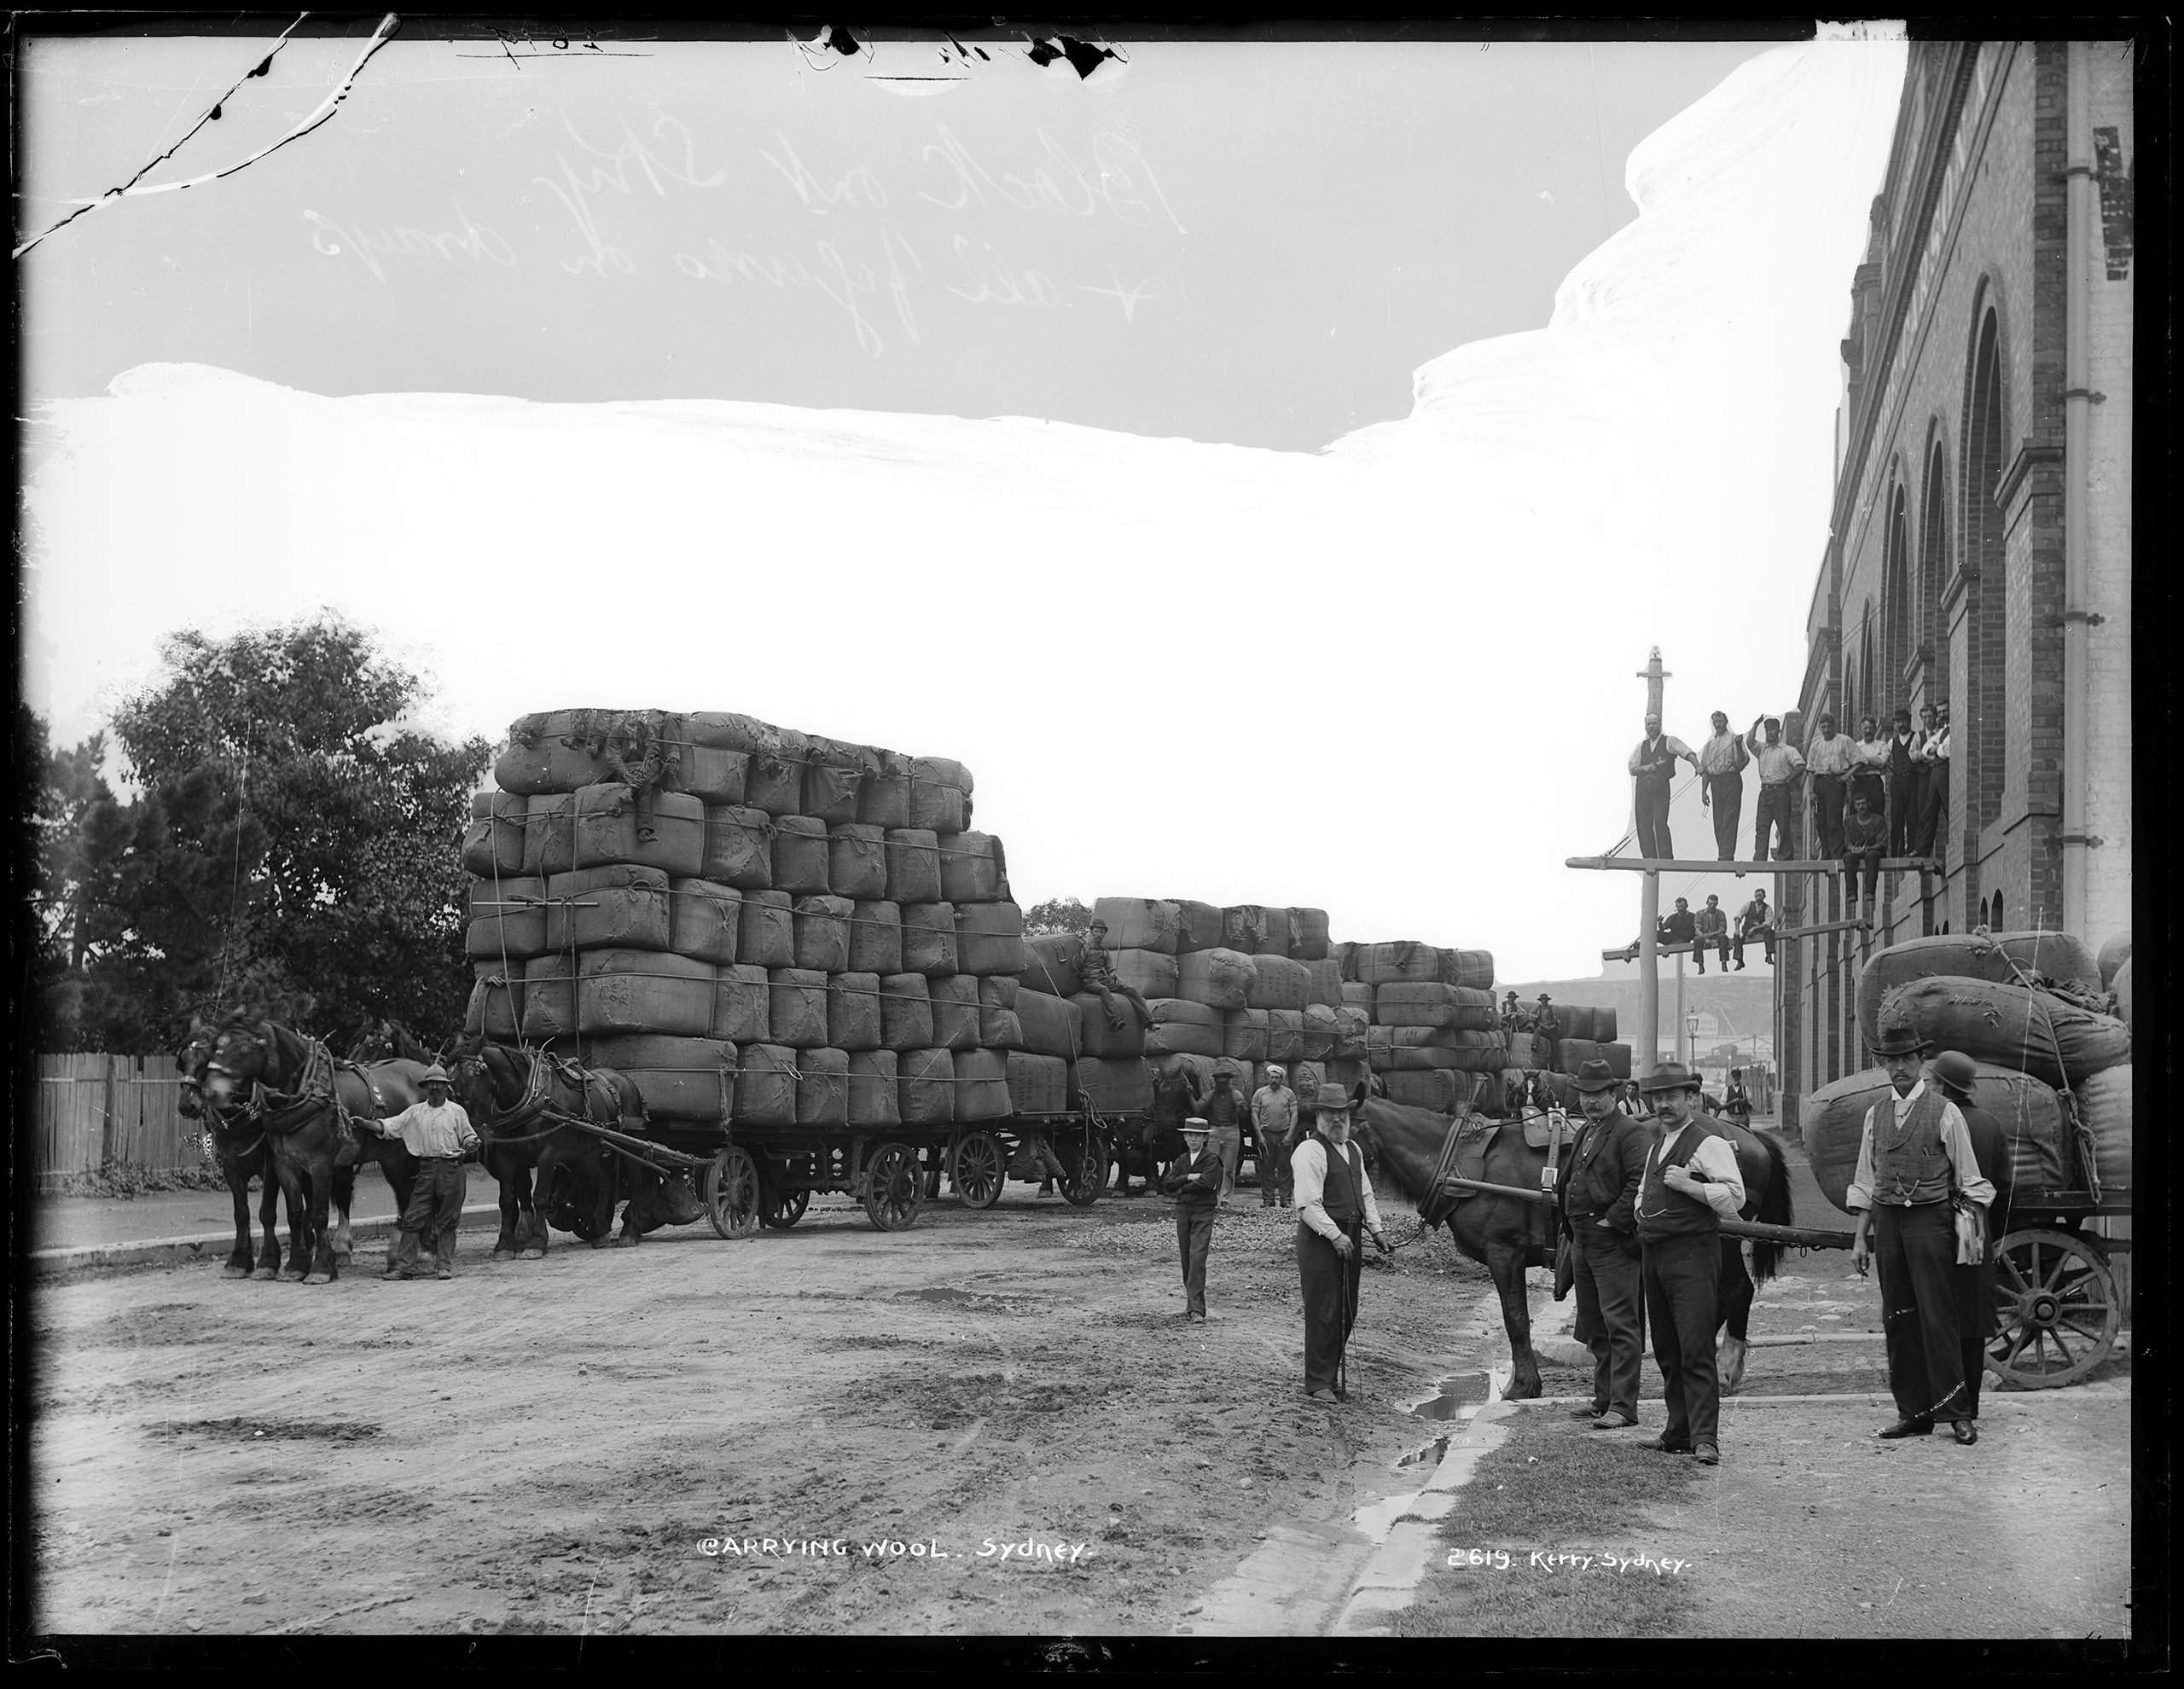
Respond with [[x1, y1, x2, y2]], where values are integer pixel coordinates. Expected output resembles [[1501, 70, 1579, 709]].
[[1634, 1063, 1746, 1466], [1847, 1031, 1996, 1444], [1160, 1119, 1223, 1323], [1928, 1050, 2014, 1421], [1628, 712, 1698, 859], [1885, 706, 1923, 857], [1560, 1060, 1652, 1431], [1292, 1084, 1391, 1402]]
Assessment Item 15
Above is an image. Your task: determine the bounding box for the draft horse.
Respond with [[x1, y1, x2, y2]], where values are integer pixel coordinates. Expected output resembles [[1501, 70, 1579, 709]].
[[1352, 1098, 1793, 1399], [179, 1020, 293, 1280]]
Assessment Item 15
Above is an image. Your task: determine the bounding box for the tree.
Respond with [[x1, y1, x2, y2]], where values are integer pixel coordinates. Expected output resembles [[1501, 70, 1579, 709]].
[[29, 615, 490, 1053], [1022, 897, 1092, 937]]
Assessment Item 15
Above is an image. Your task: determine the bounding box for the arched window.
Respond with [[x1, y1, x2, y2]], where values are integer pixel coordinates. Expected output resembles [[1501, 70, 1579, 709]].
[[1884, 485, 1912, 705], [1919, 438, 1950, 700], [1965, 305, 2007, 827], [1856, 611, 1876, 725]]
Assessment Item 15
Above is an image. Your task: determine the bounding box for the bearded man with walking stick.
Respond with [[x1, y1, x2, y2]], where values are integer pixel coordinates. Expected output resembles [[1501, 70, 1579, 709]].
[[1291, 1084, 1391, 1402]]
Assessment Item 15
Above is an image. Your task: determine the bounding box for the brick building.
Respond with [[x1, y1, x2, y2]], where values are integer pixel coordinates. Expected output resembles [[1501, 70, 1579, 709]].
[[1780, 41, 2134, 1100]]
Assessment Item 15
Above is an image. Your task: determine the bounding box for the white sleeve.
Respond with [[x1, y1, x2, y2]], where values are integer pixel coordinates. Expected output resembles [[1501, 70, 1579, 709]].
[[1693, 1136, 1745, 1218], [1292, 1141, 1339, 1242]]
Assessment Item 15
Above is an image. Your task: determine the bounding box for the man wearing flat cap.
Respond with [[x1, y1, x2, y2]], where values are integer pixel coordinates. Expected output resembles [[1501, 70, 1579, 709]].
[[1559, 1059, 1652, 1431], [369, 1065, 481, 1281], [1847, 1030, 1995, 1444], [1291, 1084, 1391, 1402], [1634, 1063, 1746, 1465], [1079, 918, 1154, 1033], [1160, 1117, 1223, 1323]]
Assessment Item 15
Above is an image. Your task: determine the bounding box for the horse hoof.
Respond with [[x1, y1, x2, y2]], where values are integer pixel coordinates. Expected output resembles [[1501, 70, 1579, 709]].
[[251, 1268, 280, 1281], [223, 1264, 252, 1280], [492, 1250, 514, 1262], [519, 1250, 545, 1262], [303, 1272, 331, 1286]]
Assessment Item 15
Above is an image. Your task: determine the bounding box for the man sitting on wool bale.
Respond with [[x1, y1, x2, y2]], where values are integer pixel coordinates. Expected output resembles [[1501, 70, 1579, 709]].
[[1079, 918, 1154, 1032], [607, 711, 682, 845]]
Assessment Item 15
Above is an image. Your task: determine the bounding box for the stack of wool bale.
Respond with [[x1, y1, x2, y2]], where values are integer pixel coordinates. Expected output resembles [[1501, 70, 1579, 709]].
[[460, 707, 1043, 1133], [1803, 931, 2133, 1206], [1336, 940, 1503, 1115], [1542, 1004, 1631, 1082]]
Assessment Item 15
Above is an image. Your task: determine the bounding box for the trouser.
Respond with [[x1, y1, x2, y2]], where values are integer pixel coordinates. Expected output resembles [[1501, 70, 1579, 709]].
[[1641, 1232, 1720, 1448], [1732, 925, 1774, 966], [1874, 1201, 1971, 1422], [1693, 931, 1728, 972], [1571, 1221, 1646, 1419], [1175, 1203, 1214, 1315], [1955, 1249, 1997, 1419], [1889, 769, 1922, 856], [1812, 773, 1847, 856], [1705, 775, 1743, 860], [1752, 783, 1793, 861], [1210, 1124, 1241, 1199], [393, 1158, 467, 1274], [1634, 781, 1673, 859], [1093, 983, 1154, 1030], [1258, 1125, 1294, 1206], [1298, 1221, 1363, 1396], [1915, 763, 1948, 857], [1843, 850, 1880, 911]]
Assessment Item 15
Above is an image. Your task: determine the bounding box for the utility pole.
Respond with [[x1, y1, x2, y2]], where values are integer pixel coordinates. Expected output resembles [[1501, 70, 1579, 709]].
[[1675, 950, 1687, 1064], [1635, 647, 1670, 1074]]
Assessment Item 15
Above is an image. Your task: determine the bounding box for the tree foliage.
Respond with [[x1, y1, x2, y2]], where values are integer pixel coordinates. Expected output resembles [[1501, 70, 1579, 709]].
[[1022, 897, 1092, 937], [28, 616, 490, 1054]]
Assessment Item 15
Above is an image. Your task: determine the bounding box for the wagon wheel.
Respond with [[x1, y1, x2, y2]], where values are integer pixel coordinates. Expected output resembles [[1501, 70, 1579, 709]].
[[954, 1130, 1006, 1210], [703, 1146, 764, 1241], [863, 1141, 926, 1233], [1061, 1125, 1111, 1208], [759, 1187, 810, 1231], [1987, 1228, 2119, 1390]]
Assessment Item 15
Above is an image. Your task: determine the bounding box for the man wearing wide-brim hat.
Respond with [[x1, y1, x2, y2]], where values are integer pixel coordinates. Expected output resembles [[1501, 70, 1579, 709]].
[[1559, 1059, 1653, 1431], [1290, 1084, 1391, 1402], [368, 1064, 482, 1282], [1632, 1062, 1748, 1465], [1160, 1117, 1224, 1323], [1847, 1030, 1995, 1444]]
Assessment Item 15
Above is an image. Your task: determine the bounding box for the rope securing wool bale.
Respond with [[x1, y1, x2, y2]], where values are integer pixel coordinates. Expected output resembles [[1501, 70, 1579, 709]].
[[1175, 948, 1258, 1012], [577, 950, 717, 1038], [885, 830, 943, 905], [1856, 931, 2105, 1048], [518, 954, 576, 1039], [767, 967, 830, 1049], [737, 891, 795, 970], [464, 961, 525, 1040], [1374, 982, 1461, 1028], [956, 901, 1027, 977], [978, 976, 1025, 1051], [2073, 1064, 2132, 1192], [881, 973, 934, 1051], [1170, 900, 1225, 955], [566, 784, 705, 879], [858, 749, 913, 829], [744, 728, 810, 816], [545, 865, 671, 954], [676, 743, 749, 805], [1339, 980, 1374, 1012], [1112, 947, 1180, 999], [735, 1043, 799, 1124], [466, 876, 547, 960], [850, 899, 903, 975], [1245, 955, 1311, 1011], [939, 832, 1010, 904], [1356, 941, 1441, 987], [1331, 1006, 1368, 1059], [463, 790, 527, 877], [1014, 987, 1081, 1059], [495, 709, 620, 794], [700, 804, 775, 890], [1264, 1008, 1304, 1063], [716, 963, 770, 1044], [1071, 1057, 1153, 1115], [1146, 999, 1225, 1059], [1442, 949, 1496, 991], [898, 1048, 956, 1124], [902, 903, 960, 977], [1289, 908, 1331, 961], [771, 815, 832, 895], [909, 757, 973, 833], [828, 972, 882, 1053], [930, 973, 980, 1052], [828, 824, 889, 901], [1301, 1003, 1339, 1059], [1873, 975, 2130, 1093], [1223, 1007, 1269, 1063], [1005, 1052, 1069, 1115], [668, 877, 742, 965], [686, 711, 782, 757], [793, 895, 854, 973], [1015, 933, 1084, 999], [1093, 897, 1182, 955], [797, 1048, 851, 1127], [585, 1035, 737, 1123], [849, 1050, 901, 1127], [801, 738, 870, 826]]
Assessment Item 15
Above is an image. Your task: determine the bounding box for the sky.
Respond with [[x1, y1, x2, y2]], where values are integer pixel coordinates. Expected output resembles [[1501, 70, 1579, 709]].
[[17, 27, 1909, 984]]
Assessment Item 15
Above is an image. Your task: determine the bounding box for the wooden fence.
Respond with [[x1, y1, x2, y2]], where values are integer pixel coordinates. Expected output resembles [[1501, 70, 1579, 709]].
[[34, 1053, 200, 1190]]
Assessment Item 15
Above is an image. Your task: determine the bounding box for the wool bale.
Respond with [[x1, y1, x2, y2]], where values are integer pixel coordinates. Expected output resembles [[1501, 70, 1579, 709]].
[[793, 895, 854, 973], [546, 865, 671, 953], [1340, 981, 1374, 1013], [715, 963, 770, 1045], [1301, 1003, 1339, 1060], [2096, 930, 2132, 989], [1331, 1006, 1369, 1059], [828, 824, 890, 901], [898, 1048, 956, 1124], [578, 949, 717, 1037], [978, 977, 1025, 1051], [2075, 1065, 2133, 1193], [1593, 1005, 1620, 1042], [465, 961, 526, 1042], [1335, 941, 1362, 983], [1384, 1046, 1467, 1071], [565, 784, 705, 878], [1375, 983, 1459, 1029], [586, 1035, 736, 1123], [828, 972, 883, 1053], [939, 832, 1010, 904], [1603, 1042, 1633, 1080], [1016, 933, 1085, 998], [1302, 959, 1345, 1008], [1553, 1037, 1604, 1076], [1246, 955, 1311, 1012], [1803, 1063, 2073, 1213], [801, 738, 869, 827], [519, 955, 575, 1040], [1005, 1053, 1070, 1115], [956, 902, 1027, 977], [1287, 1060, 1327, 1100], [522, 792, 572, 875], [909, 757, 972, 833], [1857, 932, 2106, 1049], [858, 749, 913, 829], [849, 1050, 902, 1128], [953, 1048, 1010, 1121], [701, 805, 775, 890], [2113, 958, 2132, 1030], [1504, 1031, 1543, 1070], [677, 744, 749, 805], [494, 710, 619, 794], [1224, 1008, 1271, 1064], [1322, 1058, 1371, 1097], [462, 790, 529, 877], [1356, 941, 1442, 987], [1147, 999, 1226, 1059], [1443, 949, 1496, 990], [880, 973, 933, 1052], [1071, 1057, 1153, 1116], [1255, 906, 1294, 958], [767, 967, 831, 1049], [737, 891, 795, 970], [1383, 1069, 1477, 1114], [1221, 905, 1270, 955], [1014, 988, 1083, 1059], [1170, 900, 1226, 954], [1873, 976, 2129, 1092], [930, 974, 981, 1052], [770, 816, 831, 896], [735, 1043, 799, 1125], [1093, 897, 1181, 955], [466, 876, 548, 960], [1070, 994, 1146, 1058], [885, 829, 943, 904], [1176, 949, 1258, 1012], [851, 900, 903, 975], [667, 878, 742, 965], [1389, 1025, 1459, 1048], [744, 729, 810, 817], [1557, 1006, 1595, 1042], [1265, 1008, 1305, 1063], [902, 903, 960, 977], [1112, 948, 1181, 999], [797, 1048, 851, 1127], [686, 711, 783, 757]]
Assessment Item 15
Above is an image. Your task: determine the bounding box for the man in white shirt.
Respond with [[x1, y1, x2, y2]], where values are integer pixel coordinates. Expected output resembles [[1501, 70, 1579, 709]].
[[1250, 1065, 1299, 1210], [1912, 702, 1950, 858], [1694, 710, 1750, 862], [1847, 1029, 1995, 1445], [1633, 1063, 1746, 1466], [370, 1065, 482, 1281], [1628, 712, 1698, 860], [1743, 717, 1807, 862], [1804, 711, 1856, 856], [1291, 1084, 1391, 1402]]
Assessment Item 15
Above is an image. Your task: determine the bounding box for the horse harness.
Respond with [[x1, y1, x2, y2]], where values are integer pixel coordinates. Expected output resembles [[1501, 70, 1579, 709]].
[[207, 1024, 375, 1145]]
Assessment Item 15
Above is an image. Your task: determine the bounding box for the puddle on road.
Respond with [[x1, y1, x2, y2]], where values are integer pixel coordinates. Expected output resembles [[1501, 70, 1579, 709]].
[[1410, 1371, 1491, 1422], [900, 1286, 984, 1304]]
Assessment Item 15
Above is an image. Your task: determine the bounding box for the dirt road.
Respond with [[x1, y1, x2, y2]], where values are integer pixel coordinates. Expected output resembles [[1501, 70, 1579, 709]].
[[27, 1186, 1498, 1637]]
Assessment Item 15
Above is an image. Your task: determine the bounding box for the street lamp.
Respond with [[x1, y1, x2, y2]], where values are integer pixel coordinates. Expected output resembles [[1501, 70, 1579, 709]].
[[1685, 1008, 1700, 1071]]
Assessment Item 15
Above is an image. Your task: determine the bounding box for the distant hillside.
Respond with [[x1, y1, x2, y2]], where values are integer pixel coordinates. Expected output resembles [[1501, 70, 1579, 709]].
[[1497, 967, 1776, 1047]]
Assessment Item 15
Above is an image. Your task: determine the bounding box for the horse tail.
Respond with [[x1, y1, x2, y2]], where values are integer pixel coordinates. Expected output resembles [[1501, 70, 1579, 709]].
[[1748, 1130, 1794, 1286]]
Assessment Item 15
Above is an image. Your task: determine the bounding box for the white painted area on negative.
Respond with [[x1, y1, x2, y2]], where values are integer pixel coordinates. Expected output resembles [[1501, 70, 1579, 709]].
[[21, 38, 1907, 981]]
